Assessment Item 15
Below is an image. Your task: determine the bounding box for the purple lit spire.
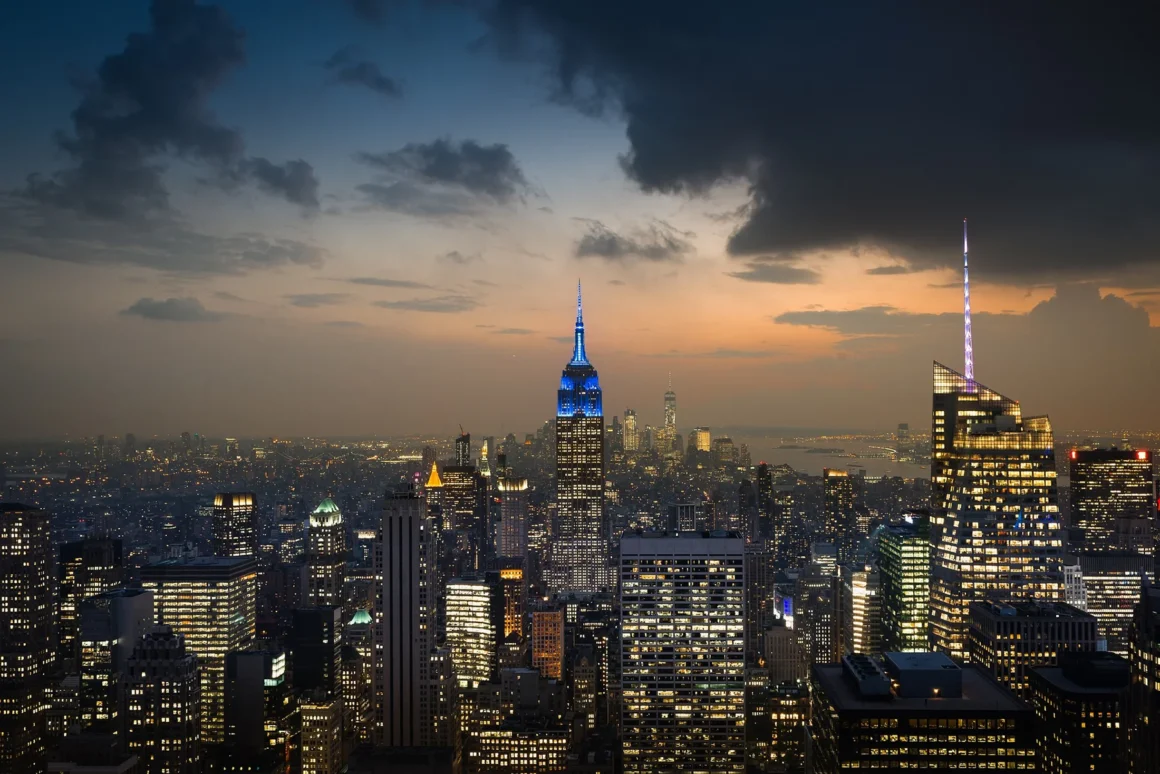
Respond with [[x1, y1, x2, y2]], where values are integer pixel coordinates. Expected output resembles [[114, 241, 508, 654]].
[[963, 218, 974, 387]]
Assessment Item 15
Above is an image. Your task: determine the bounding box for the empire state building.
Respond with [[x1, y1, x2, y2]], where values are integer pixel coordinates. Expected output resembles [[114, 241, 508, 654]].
[[551, 284, 608, 593]]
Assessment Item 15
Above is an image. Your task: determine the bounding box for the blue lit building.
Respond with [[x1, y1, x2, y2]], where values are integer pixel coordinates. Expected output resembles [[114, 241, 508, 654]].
[[551, 284, 608, 593]]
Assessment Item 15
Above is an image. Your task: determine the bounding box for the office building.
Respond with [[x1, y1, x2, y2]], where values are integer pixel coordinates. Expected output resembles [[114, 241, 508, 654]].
[[373, 487, 436, 748], [499, 565, 526, 641], [764, 619, 806, 683], [1069, 448, 1154, 553], [793, 563, 836, 667], [277, 516, 305, 565], [929, 364, 1065, 661], [292, 606, 343, 695], [58, 537, 124, 669], [307, 498, 345, 608], [497, 475, 529, 560], [0, 504, 53, 774], [967, 600, 1099, 699], [224, 649, 297, 771], [690, 427, 711, 453], [1029, 652, 1130, 774], [475, 722, 569, 773], [811, 652, 1035, 772], [620, 532, 745, 774], [77, 588, 154, 732], [447, 575, 503, 688], [841, 564, 882, 658], [712, 436, 736, 468], [822, 469, 855, 561], [1073, 551, 1150, 655], [440, 465, 483, 534], [1125, 583, 1160, 774], [141, 556, 258, 744], [300, 691, 343, 774], [878, 518, 930, 652], [456, 431, 472, 467], [624, 409, 639, 452], [125, 625, 201, 774], [213, 492, 258, 558], [531, 607, 564, 681], [552, 285, 607, 594]]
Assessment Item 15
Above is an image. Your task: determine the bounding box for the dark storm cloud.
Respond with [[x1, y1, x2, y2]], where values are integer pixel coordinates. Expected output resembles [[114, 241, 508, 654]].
[[345, 276, 433, 289], [866, 265, 917, 276], [373, 295, 480, 313], [0, 201, 326, 275], [478, 1, 1160, 282], [286, 293, 348, 308], [357, 139, 531, 203], [21, 0, 318, 221], [325, 47, 402, 99], [574, 219, 692, 263], [122, 296, 223, 322], [728, 256, 821, 285], [355, 181, 482, 218]]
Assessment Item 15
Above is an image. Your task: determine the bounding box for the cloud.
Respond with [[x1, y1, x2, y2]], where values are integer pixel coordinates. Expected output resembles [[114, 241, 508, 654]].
[[0, 200, 326, 275], [342, 0, 394, 24], [286, 293, 348, 308], [373, 295, 479, 313], [473, 279, 498, 287], [728, 256, 821, 284], [20, 0, 318, 220], [574, 219, 693, 263], [649, 348, 777, 359], [121, 296, 223, 322], [344, 276, 433, 289], [439, 250, 481, 264], [242, 158, 320, 211], [494, 327, 534, 335], [323, 320, 364, 328], [213, 291, 246, 302], [866, 265, 917, 276], [774, 305, 953, 335], [325, 47, 402, 99], [608, 279, 626, 285], [356, 139, 532, 212], [548, 335, 573, 344], [478, 3, 1160, 283]]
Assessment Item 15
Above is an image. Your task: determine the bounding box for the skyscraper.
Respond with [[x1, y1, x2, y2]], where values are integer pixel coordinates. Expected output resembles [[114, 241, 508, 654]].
[[878, 518, 931, 652], [1125, 583, 1160, 774], [822, 469, 855, 561], [623, 409, 639, 452], [496, 474, 529, 560], [141, 556, 258, 744], [58, 537, 124, 669], [446, 575, 502, 688], [620, 532, 745, 774], [307, 498, 345, 608], [300, 690, 343, 774], [455, 431, 472, 467], [77, 588, 154, 733], [552, 283, 607, 594], [655, 376, 677, 456], [212, 492, 258, 558], [531, 606, 564, 680], [373, 487, 436, 748], [929, 364, 1065, 661], [1069, 448, 1154, 554], [841, 564, 883, 658], [125, 625, 202, 774], [0, 504, 52, 774]]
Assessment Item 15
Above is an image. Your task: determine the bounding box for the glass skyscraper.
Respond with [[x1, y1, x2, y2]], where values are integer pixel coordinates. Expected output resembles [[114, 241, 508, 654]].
[[552, 284, 607, 594], [929, 363, 1065, 661]]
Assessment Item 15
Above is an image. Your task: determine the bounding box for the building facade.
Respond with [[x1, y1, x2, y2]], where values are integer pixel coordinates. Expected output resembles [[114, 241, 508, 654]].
[[125, 625, 202, 774], [307, 498, 345, 608], [878, 518, 931, 652], [552, 285, 607, 594], [620, 532, 745, 774], [212, 492, 258, 558]]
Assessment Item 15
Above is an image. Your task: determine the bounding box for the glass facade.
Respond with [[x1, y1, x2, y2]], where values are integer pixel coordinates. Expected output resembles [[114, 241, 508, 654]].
[[1069, 448, 1155, 554], [879, 519, 931, 652]]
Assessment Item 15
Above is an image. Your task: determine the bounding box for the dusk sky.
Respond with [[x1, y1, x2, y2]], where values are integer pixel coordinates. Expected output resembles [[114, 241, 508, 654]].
[[3, 1, 1159, 439]]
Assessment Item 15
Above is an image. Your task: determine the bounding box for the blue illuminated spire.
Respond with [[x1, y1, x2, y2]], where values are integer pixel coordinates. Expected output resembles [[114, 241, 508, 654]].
[[571, 280, 589, 365]]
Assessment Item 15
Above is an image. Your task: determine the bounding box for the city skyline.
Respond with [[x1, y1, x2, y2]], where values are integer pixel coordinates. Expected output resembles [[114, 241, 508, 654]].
[[4, 2, 1160, 438]]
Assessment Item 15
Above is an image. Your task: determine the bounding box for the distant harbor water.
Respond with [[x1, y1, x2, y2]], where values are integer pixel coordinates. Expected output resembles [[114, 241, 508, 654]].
[[731, 435, 929, 479]]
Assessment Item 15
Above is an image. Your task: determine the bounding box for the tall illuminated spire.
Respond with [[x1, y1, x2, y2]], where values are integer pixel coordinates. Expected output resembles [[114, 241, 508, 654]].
[[963, 218, 974, 386], [571, 280, 588, 365]]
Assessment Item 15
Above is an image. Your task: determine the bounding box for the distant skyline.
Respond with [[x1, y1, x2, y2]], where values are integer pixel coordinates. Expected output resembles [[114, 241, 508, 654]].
[[3, 1, 1160, 438]]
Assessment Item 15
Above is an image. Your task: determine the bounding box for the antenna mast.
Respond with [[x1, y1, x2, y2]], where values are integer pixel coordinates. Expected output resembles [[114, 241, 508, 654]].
[[963, 218, 974, 387]]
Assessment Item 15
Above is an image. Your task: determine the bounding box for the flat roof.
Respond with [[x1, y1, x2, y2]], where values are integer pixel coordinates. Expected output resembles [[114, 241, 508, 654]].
[[813, 663, 1027, 715], [970, 600, 1094, 620], [885, 651, 959, 671], [142, 555, 257, 578], [1030, 666, 1129, 697], [620, 531, 744, 557]]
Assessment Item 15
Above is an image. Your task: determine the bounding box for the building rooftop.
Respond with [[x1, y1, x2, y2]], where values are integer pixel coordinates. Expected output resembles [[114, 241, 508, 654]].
[[813, 662, 1026, 714], [620, 531, 744, 555], [142, 555, 257, 578], [970, 600, 1093, 620], [1030, 652, 1130, 695]]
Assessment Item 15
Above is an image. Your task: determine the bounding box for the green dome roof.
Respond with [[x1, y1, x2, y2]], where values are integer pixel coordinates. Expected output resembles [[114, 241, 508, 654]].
[[310, 498, 342, 528], [349, 609, 372, 626]]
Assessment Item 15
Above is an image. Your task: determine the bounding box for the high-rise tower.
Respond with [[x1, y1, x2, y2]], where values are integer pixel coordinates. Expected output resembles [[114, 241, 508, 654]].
[[213, 492, 258, 558], [552, 283, 607, 594], [308, 498, 346, 608]]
